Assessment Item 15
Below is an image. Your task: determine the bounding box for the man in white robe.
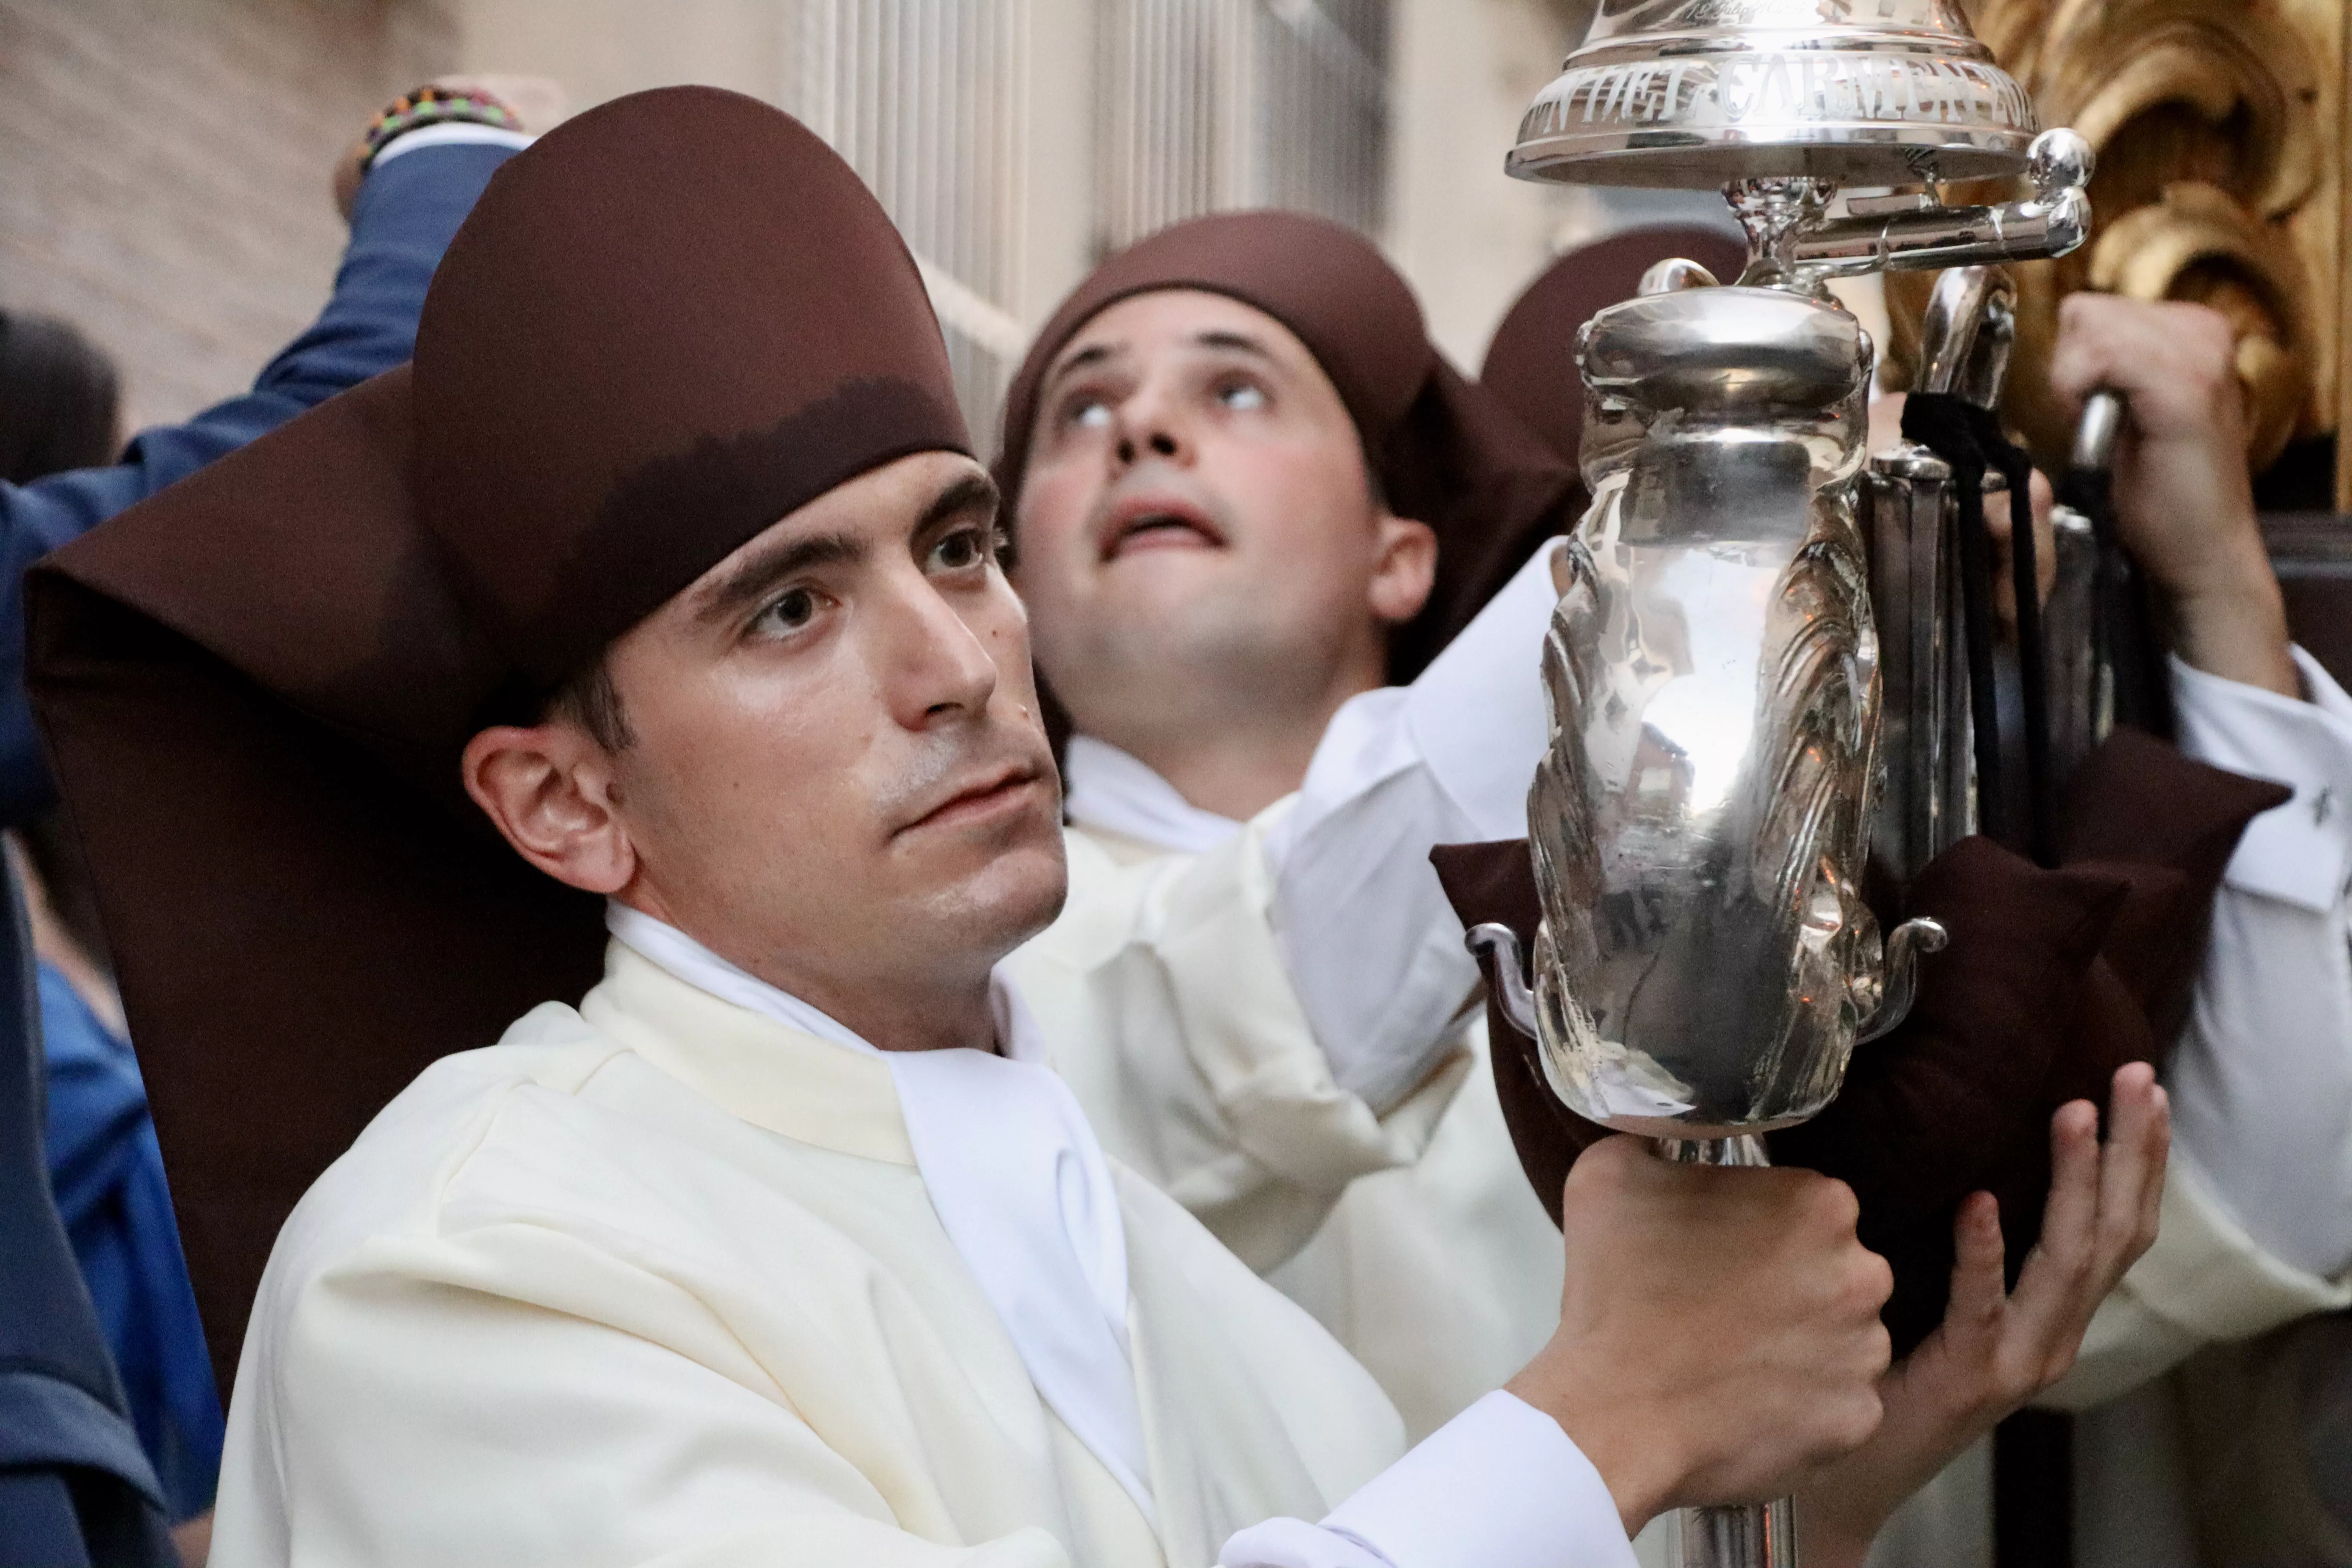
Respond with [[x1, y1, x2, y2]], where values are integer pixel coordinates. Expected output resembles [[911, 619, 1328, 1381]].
[[26, 87, 2045, 1568], [1866, 296, 2352, 1568]]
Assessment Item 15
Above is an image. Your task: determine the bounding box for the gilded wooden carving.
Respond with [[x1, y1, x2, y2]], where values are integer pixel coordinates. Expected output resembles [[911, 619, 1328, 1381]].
[[1885, 0, 2348, 500]]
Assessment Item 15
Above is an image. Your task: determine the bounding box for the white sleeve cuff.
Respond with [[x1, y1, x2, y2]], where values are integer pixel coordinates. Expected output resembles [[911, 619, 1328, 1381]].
[[369, 122, 536, 169], [1402, 540, 1563, 842], [2169, 647, 2352, 913], [1221, 1392, 1638, 1568]]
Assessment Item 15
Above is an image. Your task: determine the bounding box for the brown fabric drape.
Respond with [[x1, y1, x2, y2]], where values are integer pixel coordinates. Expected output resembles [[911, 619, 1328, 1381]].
[[26, 86, 971, 1394], [1436, 728, 2287, 1356]]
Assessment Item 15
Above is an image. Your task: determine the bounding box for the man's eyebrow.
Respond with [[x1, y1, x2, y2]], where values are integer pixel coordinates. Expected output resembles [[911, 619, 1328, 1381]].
[[1041, 327, 1274, 404], [692, 530, 864, 626], [1194, 328, 1275, 361], [913, 472, 1001, 541], [1041, 339, 1121, 397]]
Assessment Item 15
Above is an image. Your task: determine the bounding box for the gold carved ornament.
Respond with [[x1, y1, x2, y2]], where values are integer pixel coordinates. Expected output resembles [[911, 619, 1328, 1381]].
[[1884, 0, 2345, 497]]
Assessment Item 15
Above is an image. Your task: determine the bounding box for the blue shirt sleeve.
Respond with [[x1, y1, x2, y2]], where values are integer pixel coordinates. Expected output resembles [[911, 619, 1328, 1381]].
[[40, 961, 225, 1521], [0, 141, 520, 822]]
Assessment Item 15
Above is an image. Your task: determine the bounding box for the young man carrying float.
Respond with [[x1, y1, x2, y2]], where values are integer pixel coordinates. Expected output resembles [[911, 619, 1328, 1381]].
[[26, 88, 1952, 1568], [989, 215, 2185, 1563]]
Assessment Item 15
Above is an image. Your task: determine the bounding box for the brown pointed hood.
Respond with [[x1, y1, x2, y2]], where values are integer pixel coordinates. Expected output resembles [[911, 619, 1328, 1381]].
[[24, 85, 969, 1394], [1478, 224, 1750, 476]]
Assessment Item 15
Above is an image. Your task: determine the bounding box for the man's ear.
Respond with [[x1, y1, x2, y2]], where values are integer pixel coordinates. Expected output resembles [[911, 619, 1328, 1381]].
[[461, 722, 637, 895], [1369, 513, 1438, 626]]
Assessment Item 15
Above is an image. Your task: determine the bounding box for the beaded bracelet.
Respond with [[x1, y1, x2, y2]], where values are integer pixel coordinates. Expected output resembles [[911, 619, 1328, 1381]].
[[357, 86, 520, 174]]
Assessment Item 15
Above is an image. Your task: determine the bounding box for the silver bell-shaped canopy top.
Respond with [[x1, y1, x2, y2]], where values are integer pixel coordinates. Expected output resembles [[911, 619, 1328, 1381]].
[[1510, 0, 2041, 188]]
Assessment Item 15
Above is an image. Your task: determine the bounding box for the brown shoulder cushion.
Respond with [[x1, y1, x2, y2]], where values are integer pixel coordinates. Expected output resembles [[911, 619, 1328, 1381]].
[[1434, 728, 2288, 1356]]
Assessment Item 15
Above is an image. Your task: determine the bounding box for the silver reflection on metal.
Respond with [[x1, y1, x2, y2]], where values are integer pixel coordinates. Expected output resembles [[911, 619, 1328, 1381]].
[[1667, 1497, 1800, 1568], [2045, 388, 2126, 778], [1528, 280, 1905, 1139], [1508, 0, 2037, 189]]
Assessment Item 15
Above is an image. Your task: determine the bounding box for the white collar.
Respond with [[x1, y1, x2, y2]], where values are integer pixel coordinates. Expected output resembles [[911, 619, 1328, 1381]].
[[1062, 734, 1243, 855], [604, 904, 1153, 1520]]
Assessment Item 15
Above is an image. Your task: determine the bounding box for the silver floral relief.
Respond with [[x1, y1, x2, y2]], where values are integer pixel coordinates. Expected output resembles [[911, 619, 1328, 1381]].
[[1526, 285, 1890, 1138]]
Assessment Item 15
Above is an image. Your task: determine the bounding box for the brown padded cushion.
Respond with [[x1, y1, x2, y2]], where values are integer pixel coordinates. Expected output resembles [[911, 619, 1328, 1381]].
[[1436, 727, 2288, 1356], [2278, 566, 2351, 693], [2062, 726, 2297, 1040]]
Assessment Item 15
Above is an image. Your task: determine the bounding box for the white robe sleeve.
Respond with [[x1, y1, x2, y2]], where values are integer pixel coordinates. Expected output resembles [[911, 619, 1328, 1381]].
[[1263, 543, 1561, 1112], [2043, 646, 2352, 1408], [2165, 647, 2352, 1277], [1221, 1393, 1639, 1568]]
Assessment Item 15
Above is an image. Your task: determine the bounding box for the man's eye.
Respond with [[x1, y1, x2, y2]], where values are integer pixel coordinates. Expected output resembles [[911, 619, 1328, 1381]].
[[931, 527, 995, 572], [755, 586, 819, 634], [1069, 398, 1113, 430], [1218, 381, 1267, 412]]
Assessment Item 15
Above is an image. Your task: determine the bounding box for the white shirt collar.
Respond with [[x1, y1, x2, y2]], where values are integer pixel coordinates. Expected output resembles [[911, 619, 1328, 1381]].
[[603, 903, 1152, 1519], [1062, 734, 1243, 855]]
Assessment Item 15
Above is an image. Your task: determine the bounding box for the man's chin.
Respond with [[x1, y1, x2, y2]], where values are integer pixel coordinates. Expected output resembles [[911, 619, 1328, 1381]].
[[915, 832, 1070, 965], [893, 786, 1068, 918], [1063, 559, 1266, 664]]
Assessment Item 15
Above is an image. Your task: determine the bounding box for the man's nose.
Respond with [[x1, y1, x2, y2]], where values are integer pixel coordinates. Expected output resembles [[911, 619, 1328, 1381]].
[[880, 573, 1000, 728], [1111, 387, 1190, 468]]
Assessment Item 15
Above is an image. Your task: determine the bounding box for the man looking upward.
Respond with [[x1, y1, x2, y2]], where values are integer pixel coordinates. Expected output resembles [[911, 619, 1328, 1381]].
[[29, 88, 1949, 1568], [996, 216, 1581, 1435]]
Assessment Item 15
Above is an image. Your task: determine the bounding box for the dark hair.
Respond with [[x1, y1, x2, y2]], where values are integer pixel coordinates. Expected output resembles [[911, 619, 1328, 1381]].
[[0, 312, 122, 484], [0, 314, 124, 973], [543, 652, 636, 752]]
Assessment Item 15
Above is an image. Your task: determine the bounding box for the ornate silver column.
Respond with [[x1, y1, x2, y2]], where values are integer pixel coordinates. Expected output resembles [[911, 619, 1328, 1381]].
[[1481, 4, 2102, 1562]]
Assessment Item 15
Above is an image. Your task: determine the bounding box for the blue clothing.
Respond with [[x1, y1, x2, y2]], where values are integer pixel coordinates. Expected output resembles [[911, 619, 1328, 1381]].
[[0, 866, 171, 1568], [41, 962, 221, 1521], [0, 142, 521, 822], [0, 141, 517, 1564]]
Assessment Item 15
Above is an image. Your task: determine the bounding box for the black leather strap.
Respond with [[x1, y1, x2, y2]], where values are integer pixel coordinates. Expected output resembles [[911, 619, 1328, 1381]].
[[1902, 393, 2060, 868]]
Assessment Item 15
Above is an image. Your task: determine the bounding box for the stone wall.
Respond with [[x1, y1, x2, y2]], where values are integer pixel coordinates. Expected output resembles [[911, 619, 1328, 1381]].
[[0, 0, 456, 436]]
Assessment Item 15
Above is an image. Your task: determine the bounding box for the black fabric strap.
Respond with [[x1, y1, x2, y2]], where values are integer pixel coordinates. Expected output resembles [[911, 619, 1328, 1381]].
[[2057, 453, 2174, 740], [1900, 394, 2060, 868], [1977, 403, 2059, 871]]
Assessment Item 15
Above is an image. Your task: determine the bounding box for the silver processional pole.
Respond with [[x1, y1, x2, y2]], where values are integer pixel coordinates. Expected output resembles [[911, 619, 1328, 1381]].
[[1468, 5, 2105, 1563]]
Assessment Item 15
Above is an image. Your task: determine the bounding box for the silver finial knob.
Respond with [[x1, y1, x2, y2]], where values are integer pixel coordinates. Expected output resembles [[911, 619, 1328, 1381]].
[[1639, 258, 1721, 296], [2028, 129, 2094, 199]]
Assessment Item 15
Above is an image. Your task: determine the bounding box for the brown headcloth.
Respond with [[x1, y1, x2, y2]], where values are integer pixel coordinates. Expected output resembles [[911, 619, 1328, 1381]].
[[995, 211, 1579, 680], [24, 85, 968, 1394], [1479, 225, 1750, 474]]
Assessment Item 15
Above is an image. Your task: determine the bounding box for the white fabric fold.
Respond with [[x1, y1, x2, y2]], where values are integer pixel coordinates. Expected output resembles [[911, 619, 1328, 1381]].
[[604, 904, 1155, 1520], [1064, 734, 1246, 854], [1266, 541, 1561, 1110]]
